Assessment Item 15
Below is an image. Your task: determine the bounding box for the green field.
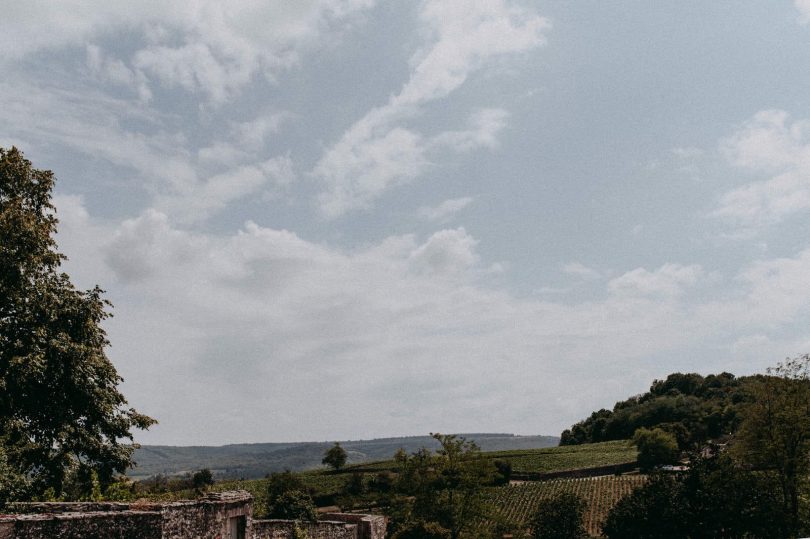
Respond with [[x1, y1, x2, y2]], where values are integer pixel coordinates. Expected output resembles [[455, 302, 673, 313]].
[[481, 475, 647, 537], [484, 440, 637, 474]]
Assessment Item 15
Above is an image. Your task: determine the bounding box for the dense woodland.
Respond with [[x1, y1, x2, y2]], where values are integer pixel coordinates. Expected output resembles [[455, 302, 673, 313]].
[[560, 371, 754, 448]]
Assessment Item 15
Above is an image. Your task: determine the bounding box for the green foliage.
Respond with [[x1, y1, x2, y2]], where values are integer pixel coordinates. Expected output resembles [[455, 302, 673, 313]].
[[603, 454, 787, 538], [0, 147, 156, 498], [632, 427, 679, 472], [0, 444, 30, 508], [263, 470, 311, 518], [267, 470, 307, 498], [492, 459, 511, 485], [602, 473, 687, 539], [560, 371, 747, 448], [529, 491, 587, 539], [192, 469, 214, 491], [391, 433, 496, 539], [268, 489, 317, 522], [733, 355, 810, 537], [322, 442, 348, 471], [345, 471, 365, 495], [391, 520, 451, 539]]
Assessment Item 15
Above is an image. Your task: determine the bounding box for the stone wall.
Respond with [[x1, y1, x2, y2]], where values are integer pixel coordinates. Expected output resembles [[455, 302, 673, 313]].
[[1, 492, 384, 539], [0, 510, 162, 539], [252, 519, 358, 539], [321, 513, 387, 539], [159, 492, 252, 539], [2, 491, 253, 539]]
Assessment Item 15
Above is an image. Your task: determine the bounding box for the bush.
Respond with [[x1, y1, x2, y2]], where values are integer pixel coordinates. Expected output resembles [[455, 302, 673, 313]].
[[529, 491, 587, 539], [267, 490, 317, 522], [192, 469, 214, 491], [632, 427, 679, 472]]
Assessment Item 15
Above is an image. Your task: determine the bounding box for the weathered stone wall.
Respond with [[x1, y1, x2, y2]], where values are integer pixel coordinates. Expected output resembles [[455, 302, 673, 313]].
[[321, 514, 387, 539], [0, 510, 162, 539], [1, 492, 384, 539], [7, 502, 137, 514], [159, 494, 252, 539], [252, 519, 357, 539]]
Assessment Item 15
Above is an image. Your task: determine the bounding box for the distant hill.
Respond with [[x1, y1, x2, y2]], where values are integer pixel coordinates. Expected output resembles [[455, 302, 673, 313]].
[[130, 433, 559, 479], [560, 371, 757, 447]]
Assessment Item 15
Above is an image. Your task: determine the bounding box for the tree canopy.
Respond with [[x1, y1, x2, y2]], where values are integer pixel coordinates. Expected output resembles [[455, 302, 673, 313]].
[[390, 433, 495, 539], [322, 442, 348, 470], [529, 491, 587, 539], [732, 355, 810, 537], [0, 147, 155, 499], [560, 371, 750, 448]]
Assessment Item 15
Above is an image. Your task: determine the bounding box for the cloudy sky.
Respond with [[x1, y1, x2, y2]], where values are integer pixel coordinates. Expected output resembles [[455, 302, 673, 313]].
[[3, 1, 810, 446]]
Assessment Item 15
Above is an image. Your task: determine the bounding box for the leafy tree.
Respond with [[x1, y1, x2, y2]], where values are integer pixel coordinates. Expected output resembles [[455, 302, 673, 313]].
[[632, 427, 679, 472], [529, 491, 587, 539], [603, 453, 786, 538], [392, 433, 495, 539], [192, 468, 214, 491], [0, 147, 156, 498], [264, 470, 308, 517], [267, 470, 306, 496], [0, 444, 30, 508], [493, 459, 512, 486], [602, 473, 689, 539], [733, 355, 810, 537], [267, 489, 317, 522], [322, 442, 348, 471]]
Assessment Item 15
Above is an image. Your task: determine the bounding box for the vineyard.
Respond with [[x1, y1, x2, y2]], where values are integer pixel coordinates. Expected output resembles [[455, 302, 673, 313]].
[[482, 475, 647, 537]]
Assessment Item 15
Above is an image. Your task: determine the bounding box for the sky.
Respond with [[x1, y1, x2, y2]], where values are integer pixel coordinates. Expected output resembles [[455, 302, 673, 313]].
[[3, 1, 810, 446]]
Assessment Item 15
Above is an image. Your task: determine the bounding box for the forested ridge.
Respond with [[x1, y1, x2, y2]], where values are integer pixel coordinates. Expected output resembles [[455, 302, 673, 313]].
[[560, 371, 760, 448]]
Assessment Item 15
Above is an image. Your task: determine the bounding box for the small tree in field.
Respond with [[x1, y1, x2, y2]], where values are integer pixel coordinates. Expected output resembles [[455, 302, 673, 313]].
[[192, 469, 214, 492], [323, 442, 348, 471], [529, 491, 587, 539]]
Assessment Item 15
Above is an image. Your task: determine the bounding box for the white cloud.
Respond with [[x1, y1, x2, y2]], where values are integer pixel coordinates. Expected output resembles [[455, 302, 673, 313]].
[[563, 262, 601, 281], [797, 0, 810, 23], [409, 227, 479, 276], [0, 78, 297, 223], [432, 108, 510, 152], [418, 196, 474, 223], [2, 1, 377, 103], [713, 110, 810, 227], [608, 263, 703, 297], [314, 1, 548, 217]]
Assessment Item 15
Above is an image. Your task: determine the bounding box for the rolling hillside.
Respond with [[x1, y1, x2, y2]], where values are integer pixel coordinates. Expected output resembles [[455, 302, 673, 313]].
[[130, 433, 559, 479]]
